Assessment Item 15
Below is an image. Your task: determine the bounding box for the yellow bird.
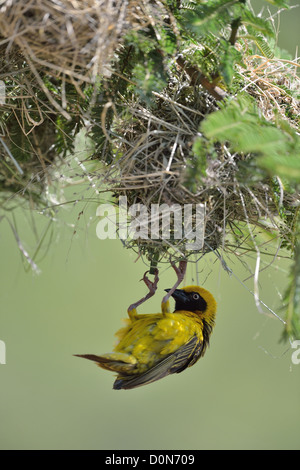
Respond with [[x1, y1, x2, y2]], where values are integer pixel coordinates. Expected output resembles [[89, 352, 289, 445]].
[[75, 264, 217, 390]]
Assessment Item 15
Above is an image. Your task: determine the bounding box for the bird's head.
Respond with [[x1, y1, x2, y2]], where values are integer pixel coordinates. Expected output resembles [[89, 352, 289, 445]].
[[165, 285, 217, 324]]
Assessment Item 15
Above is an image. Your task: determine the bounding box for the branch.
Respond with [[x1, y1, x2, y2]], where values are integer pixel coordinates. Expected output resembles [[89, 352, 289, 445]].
[[176, 55, 227, 101]]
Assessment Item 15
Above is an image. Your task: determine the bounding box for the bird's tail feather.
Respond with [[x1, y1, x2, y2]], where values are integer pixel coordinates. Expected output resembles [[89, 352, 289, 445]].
[[74, 353, 137, 374]]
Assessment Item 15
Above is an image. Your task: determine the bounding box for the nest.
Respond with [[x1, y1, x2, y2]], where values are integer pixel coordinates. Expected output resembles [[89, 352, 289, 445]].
[[0, 0, 132, 84], [95, 54, 299, 268], [0, 0, 298, 272], [0, 0, 148, 205]]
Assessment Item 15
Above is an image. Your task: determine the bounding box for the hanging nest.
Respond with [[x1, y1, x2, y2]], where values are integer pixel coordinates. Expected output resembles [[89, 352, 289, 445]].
[[93, 49, 299, 269], [0, 0, 299, 272]]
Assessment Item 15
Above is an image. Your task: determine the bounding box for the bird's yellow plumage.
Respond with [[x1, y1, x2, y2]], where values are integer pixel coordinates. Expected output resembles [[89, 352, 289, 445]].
[[76, 283, 217, 390]]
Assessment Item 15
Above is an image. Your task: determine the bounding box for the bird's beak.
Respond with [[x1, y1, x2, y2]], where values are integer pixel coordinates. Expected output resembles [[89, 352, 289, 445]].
[[164, 288, 188, 304]]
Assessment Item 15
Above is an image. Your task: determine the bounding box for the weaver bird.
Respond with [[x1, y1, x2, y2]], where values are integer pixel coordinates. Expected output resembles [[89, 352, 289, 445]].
[[75, 261, 217, 389]]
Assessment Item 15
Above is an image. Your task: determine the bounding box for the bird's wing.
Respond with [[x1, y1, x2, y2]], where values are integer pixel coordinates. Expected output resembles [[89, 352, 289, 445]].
[[113, 335, 203, 390]]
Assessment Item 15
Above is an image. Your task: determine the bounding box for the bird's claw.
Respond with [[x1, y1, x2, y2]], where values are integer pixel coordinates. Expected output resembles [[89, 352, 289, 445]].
[[141, 268, 159, 296], [161, 260, 187, 308], [128, 268, 159, 315], [171, 260, 187, 283]]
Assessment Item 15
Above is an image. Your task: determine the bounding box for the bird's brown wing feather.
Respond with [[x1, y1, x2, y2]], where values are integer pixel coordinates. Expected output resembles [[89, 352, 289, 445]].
[[113, 335, 203, 390]]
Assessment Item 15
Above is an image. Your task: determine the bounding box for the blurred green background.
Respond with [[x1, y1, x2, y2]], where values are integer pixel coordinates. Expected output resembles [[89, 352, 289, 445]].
[[0, 2, 299, 450]]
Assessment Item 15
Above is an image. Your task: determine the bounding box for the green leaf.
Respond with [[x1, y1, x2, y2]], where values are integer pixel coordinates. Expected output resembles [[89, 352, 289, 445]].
[[201, 96, 258, 142], [247, 34, 275, 58], [242, 10, 275, 38], [219, 40, 243, 86], [264, 0, 289, 7], [260, 154, 300, 183], [201, 96, 291, 153], [201, 95, 300, 181], [182, 0, 242, 36]]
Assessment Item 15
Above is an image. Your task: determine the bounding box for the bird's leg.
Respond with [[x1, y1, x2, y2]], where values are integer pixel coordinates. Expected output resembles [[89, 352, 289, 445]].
[[161, 260, 187, 313], [128, 268, 159, 320]]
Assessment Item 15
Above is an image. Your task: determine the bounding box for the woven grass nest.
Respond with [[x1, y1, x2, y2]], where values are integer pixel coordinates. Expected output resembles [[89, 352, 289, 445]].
[[0, 0, 299, 272], [96, 53, 299, 269]]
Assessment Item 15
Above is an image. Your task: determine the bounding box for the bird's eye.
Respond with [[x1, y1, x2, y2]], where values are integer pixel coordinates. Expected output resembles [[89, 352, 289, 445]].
[[193, 293, 200, 300]]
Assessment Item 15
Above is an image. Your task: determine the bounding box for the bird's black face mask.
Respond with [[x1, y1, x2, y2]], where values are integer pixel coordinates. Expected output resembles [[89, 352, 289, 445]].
[[165, 288, 207, 312]]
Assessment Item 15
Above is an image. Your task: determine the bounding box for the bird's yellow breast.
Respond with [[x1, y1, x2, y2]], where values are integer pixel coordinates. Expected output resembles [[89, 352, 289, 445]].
[[113, 312, 204, 370]]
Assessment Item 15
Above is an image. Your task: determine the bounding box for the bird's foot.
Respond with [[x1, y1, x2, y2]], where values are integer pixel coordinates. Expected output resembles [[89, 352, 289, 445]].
[[141, 268, 159, 296], [128, 268, 159, 316], [161, 260, 187, 308]]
